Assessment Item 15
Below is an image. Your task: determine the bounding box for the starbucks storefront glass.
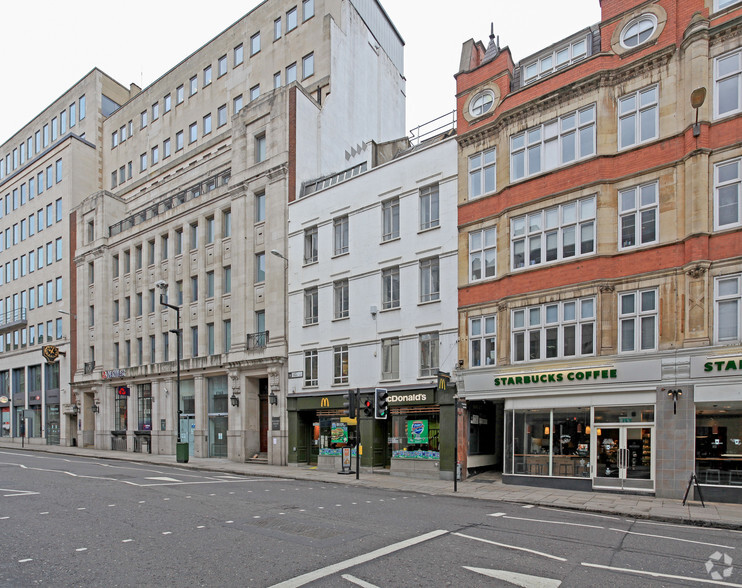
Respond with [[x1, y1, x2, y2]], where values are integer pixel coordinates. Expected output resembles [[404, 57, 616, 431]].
[[506, 408, 590, 477], [696, 403, 742, 486]]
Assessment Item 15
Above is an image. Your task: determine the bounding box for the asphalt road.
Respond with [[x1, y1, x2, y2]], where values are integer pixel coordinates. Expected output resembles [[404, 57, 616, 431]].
[[1, 450, 741, 587]]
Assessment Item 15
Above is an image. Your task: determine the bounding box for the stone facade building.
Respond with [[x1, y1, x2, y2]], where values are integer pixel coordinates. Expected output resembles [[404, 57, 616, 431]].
[[455, 0, 742, 501], [0, 0, 405, 465]]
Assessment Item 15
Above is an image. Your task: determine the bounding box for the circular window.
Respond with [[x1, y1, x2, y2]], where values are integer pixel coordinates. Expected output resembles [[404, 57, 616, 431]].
[[469, 91, 495, 117], [620, 15, 657, 48]]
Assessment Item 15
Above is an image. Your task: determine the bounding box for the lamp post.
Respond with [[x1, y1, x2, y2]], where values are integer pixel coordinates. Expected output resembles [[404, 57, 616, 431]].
[[155, 281, 187, 462]]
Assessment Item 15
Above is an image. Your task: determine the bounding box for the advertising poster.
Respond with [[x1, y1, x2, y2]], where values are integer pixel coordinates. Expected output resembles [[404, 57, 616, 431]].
[[331, 422, 348, 444], [407, 419, 428, 444]]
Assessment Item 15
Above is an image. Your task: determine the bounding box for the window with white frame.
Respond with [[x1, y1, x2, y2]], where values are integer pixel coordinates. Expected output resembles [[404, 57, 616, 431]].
[[620, 15, 657, 49], [419, 332, 439, 377], [512, 196, 596, 269], [304, 226, 318, 264], [382, 266, 400, 310], [715, 275, 741, 343], [420, 257, 440, 303], [619, 289, 658, 352], [419, 184, 439, 230], [304, 350, 318, 386], [382, 198, 399, 241], [715, 158, 740, 230], [287, 7, 298, 31], [381, 337, 399, 380], [512, 298, 595, 362], [511, 105, 595, 181], [469, 148, 496, 199], [304, 287, 318, 325], [334, 280, 349, 319], [619, 181, 658, 249], [715, 49, 741, 119], [469, 227, 496, 282], [333, 216, 349, 255], [302, 53, 314, 79], [333, 345, 348, 384], [470, 315, 496, 367], [522, 36, 588, 84], [618, 85, 658, 150], [715, 0, 741, 10], [469, 90, 494, 117]]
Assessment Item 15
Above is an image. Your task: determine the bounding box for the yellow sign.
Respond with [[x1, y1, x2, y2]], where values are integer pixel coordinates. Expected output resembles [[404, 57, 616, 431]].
[[320, 397, 330, 407], [340, 417, 357, 425], [437, 371, 450, 390]]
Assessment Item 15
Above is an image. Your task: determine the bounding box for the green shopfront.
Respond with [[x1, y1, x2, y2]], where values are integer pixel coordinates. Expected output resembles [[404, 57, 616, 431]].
[[287, 386, 457, 480]]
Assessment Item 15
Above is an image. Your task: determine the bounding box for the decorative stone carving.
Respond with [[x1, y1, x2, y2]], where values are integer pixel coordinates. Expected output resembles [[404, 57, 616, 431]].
[[686, 265, 706, 279]]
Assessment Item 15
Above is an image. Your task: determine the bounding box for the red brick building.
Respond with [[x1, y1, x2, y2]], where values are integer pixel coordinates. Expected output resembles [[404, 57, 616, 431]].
[[455, 0, 742, 502]]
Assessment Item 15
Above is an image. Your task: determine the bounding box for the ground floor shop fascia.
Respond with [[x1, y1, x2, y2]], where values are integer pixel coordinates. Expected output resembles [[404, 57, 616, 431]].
[[460, 346, 742, 502]]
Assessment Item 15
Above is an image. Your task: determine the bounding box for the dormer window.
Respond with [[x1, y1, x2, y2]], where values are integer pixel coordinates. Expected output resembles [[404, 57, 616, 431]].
[[523, 36, 588, 84]]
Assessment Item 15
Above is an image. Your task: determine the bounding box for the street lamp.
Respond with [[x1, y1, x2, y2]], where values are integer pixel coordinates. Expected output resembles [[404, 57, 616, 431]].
[[155, 280, 187, 463]]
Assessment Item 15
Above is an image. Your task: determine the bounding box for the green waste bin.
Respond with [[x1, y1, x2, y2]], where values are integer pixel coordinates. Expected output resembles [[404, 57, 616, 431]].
[[176, 442, 189, 463]]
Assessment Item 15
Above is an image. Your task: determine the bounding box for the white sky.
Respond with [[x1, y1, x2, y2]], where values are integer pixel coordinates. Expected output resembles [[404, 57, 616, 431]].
[[0, 0, 601, 146]]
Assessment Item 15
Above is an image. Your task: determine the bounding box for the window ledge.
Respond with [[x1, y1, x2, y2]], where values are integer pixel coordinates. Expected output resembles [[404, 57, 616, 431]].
[[381, 236, 401, 245], [380, 306, 400, 313], [418, 224, 440, 235], [331, 316, 349, 322], [418, 298, 441, 306], [331, 251, 349, 259]]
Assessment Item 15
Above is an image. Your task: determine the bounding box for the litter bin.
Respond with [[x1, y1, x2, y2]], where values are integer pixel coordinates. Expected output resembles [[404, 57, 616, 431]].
[[176, 442, 189, 463]]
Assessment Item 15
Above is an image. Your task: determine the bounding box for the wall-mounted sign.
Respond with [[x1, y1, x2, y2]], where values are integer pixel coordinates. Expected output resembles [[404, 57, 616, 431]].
[[320, 397, 330, 407], [0, 396, 8, 404], [704, 358, 742, 372], [388, 392, 430, 404], [102, 369, 127, 380], [116, 386, 130, 397], [42, 345, 59, 363], [494, 368, 617, 387], [289, 371, 303, 379], [407, 420, 429, 444]]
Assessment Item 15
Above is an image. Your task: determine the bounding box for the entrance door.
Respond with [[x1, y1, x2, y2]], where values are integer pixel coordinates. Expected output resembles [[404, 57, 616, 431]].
[[595, 427, 653, 490], [209, 416, 228, 457], [180, 416, 195, 456], [309, 421, 320, 465]]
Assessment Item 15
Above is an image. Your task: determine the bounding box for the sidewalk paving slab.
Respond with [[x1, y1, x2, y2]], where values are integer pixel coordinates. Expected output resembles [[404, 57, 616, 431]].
[[1, 441, 741, 530]]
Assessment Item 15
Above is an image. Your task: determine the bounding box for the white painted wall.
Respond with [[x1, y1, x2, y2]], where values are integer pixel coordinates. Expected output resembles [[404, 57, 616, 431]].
[[286, 135, 458, 395]]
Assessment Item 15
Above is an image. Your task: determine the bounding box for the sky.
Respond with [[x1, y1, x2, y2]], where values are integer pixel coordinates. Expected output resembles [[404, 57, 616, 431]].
[[0, 0, 602, 146]]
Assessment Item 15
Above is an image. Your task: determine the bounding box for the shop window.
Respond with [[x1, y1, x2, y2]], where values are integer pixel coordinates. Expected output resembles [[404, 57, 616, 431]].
[[506, 408, 591, 477], [696, 403, 742, 485], [389, 409, 440, 460], [137, 384, 152, 431]]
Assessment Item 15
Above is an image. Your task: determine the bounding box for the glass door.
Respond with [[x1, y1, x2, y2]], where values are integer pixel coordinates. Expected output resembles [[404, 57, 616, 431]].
[[180, 416, 195, 456], [209, 416, 228, 457], [594, 426, 653, 490]]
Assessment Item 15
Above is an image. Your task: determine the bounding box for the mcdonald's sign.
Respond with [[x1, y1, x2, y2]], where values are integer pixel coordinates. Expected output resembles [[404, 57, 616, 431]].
[[320, 397, 330, 407], [437, 371, 451, 390]]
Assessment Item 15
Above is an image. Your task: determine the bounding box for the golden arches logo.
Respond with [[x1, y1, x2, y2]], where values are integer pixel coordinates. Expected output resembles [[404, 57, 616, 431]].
[[320, 397, 330, 407]]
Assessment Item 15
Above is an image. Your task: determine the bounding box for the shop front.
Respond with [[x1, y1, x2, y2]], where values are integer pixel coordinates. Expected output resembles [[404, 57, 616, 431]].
[[692, 354, 742, 503], [287, 392, 358, 469]]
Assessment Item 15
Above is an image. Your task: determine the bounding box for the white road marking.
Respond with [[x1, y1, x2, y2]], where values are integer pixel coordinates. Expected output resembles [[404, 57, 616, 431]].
[[269, 530, 448, 588], [77, 508, 86, 511], [145, 477, 181, 482], [522, 505, 535, 509], [18, 558, 32, 563], [253, 516, 261, 519], [335, 504, 342, 507], [108, 504, 116, 507], [635, 520, 742, 535], [500, 515, 604, 530], [537, 507, 621, 521], [162, 531, 172, 535], [122, 539, 133, 543], [488, 512, 506, 517], [464, 566, 562, 587], [226, 521, 234, 524], [163, 498, 170, 501], [453, 532, 567, 561], [341, 574, 379, 588], [609, 528, 736, 549], [0, 516, 9, 520], [581, 562, 742, 587], [138, 501, 145, 504], [1, 488, 40, 497], [40, 512, 49, 515], [75, 548, 87, 552]]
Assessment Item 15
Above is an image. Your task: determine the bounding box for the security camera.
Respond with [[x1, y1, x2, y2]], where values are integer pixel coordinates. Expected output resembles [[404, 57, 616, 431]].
[[154, 280, 168, 290]]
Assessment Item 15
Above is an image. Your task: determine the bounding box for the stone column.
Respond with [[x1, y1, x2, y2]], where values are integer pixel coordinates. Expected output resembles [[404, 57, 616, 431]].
[[194, 375, 207, 457], [655, 383, 695, 499]]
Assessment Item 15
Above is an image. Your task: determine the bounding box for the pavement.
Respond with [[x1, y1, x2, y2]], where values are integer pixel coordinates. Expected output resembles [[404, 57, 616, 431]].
[[2, 440, 741, 530]]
